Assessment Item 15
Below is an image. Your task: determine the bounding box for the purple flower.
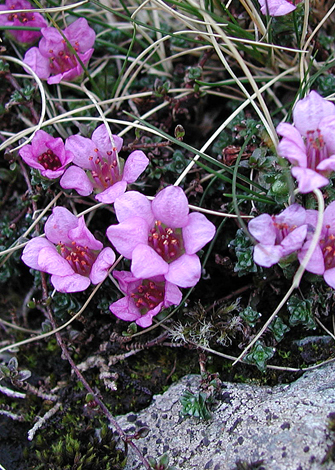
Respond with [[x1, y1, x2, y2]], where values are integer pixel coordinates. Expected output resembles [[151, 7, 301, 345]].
[[277, 91, 335, 193], [23, 18, 95, 84], [21, 207, 115, 293], [0, 0, 47, 45], [298, 201, 335, 289], [258, 0, 302, 16], [60, 124, 149, 204], [110, 270, 182, 328], [19, 130, 74, 179], [248, 204, 308, 267], [106, 186, 216, 288]]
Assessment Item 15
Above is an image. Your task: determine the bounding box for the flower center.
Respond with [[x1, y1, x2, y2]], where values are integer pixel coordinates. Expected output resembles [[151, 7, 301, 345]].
[[59, 241, 97, 276], [48, 40, 80, 74], [88, 148, 121, 191], [131, 279, 165, 314], [306, 129, 328, 170], [38, 149, 62, 171], [148, 221, 184, 263], [273, 220, 297, 244], [320, 225, 335, 270], [8, 5, 35, 23]]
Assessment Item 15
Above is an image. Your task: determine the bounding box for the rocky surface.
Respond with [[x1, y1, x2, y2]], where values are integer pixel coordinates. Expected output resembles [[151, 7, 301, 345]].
[[117, 361, 335, 470]]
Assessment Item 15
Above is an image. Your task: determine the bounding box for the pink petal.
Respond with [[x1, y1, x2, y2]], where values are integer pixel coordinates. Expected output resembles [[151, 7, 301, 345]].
[[19, 145, 45, 171], [276, 123, 305, 153], [298, 240, 325, 275], [319, 116, 335, 156], [51, 273, 91, 293], [68, 216, 102, 251], [110, 296, 141, 322], [114, 191, 154, 225], [258, 0, 296, 16], [248, 214, 276, 245], [277, 136, 307, 167], [38, 246, 74, 275], [276, 203, 306, 227], [122, 150, 149, 183], [60, 166, 94, 196], [45, 207, 79, 245], [91, 124, 123, 154], [95, 181, 127, 204], [291, 167, 329, 193], [280, 225, 307, 257], [23, 47, 50, 80], [21, 238, 55, 270], [305, 209, 318, 227], [316, 156, 335, 172], [152, 186, 189, 228], [56, 49, 93, 83], [136, 303, 164, 328], [90, 247, 115, 284], [40, 26, 62, 46], [65, 135, 97, 170], [165, 253, 201, 287], [183, 212, 216, 254], [253, 244, 283, 267], [113, 270, 141, 294], [40, 168, 65, 179], [29, 129, 50, 154], [131, 244, 169, 278], [293, 91, 335, 137], [323, 201, 335, 233], [106, 217, 150, 259], [324, 268, 335, 289], [64, 18, 96, 52], [47, 73, 63, 85], [164, 281, 182, 307]]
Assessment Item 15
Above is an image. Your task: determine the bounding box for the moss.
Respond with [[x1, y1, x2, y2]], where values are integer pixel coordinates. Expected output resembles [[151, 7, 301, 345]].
[[28, 418, 127, 470]]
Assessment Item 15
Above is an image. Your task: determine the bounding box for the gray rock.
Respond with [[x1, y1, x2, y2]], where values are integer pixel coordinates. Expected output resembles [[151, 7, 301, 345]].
[[117, 362, 335, 470]]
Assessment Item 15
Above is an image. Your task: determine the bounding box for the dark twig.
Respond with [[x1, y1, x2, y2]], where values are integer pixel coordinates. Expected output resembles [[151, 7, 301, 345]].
[[40, 273, 151, 470], [4, 70, 39, 124]]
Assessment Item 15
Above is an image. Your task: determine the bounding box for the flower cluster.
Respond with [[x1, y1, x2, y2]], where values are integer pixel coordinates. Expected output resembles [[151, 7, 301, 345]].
[[20, 133, 215, 324], [23, 17, 95, 84], [0, 0, 47, 45], [22, 207, 115, 293], [248, 90, 335, 291], [277, 91, 335, 193], [252, 201, 335, 291], [19, 124, 149, 203]]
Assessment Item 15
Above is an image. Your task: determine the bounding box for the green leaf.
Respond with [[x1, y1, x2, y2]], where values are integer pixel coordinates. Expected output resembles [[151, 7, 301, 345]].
[[229, 228, 260, 276], [287, 295, 316, 330], [268, 317, 290, 342], [240, 306, 261, 327], [180, 390, 212, 420], [244, 341, 275, 372]]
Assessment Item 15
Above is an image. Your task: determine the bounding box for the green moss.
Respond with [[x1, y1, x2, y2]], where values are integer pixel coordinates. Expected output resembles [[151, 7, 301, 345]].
[[29, 419, 126, 469]]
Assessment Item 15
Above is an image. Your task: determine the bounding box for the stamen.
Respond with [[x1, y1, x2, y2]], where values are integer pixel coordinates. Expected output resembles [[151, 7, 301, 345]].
[[148, 221, 184, 263], [37, 149, 62, 171]]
